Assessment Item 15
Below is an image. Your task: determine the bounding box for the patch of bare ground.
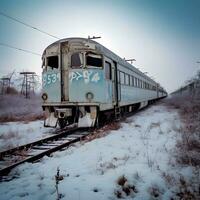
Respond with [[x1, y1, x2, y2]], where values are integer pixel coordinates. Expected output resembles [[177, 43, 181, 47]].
[[83, 122, 121, 142]]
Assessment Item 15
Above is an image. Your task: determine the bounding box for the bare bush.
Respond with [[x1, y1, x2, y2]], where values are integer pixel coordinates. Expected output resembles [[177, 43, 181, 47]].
[[6, 87, 19, 95], [0, 94, 44, 122], [114, 175, 138, 199]]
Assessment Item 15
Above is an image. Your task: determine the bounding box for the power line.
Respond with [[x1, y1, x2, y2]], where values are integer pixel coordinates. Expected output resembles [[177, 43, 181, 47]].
[[0, 42, 41, 56], [0, 11, 60, 40]]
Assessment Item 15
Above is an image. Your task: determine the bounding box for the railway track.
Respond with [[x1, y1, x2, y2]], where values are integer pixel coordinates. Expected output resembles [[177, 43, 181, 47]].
[[0, 126, 89, 178], [0, 103, 158, 179]]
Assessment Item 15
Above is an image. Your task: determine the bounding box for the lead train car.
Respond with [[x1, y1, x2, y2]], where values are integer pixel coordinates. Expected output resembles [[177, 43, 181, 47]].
[[41, 38, 167, 128]]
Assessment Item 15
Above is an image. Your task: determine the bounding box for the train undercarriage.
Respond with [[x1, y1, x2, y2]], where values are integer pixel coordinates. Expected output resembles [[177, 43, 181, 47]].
[[43, 99, 161, 129]]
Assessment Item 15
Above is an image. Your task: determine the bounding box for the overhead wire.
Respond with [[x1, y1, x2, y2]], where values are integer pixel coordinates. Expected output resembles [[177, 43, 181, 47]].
[[0, 42, 41, 56], [0, 11, 60, 40]]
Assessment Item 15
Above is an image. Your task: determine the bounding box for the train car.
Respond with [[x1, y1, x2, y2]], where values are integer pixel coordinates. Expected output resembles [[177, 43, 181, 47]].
[[41, 38, 167, 128]]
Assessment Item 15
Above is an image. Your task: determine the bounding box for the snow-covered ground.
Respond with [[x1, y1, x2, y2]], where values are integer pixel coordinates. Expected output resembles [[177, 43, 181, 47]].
[[0, 121, 54, 151], [0, 104, 197, 199]]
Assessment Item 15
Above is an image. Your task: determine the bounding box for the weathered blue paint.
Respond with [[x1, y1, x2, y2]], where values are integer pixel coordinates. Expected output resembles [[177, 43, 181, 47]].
[[69, 69, 112, 104], [42, 69, 61, 102]]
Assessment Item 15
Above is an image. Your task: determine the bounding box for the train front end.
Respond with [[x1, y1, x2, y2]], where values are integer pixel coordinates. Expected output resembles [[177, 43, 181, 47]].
[[41, 38, 112, 128]]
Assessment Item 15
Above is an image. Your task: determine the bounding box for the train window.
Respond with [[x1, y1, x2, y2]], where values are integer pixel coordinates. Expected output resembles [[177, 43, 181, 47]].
[[138, 79, 140, 88], [105, 61, 112, 80], [130, 76, 133, 86], [47, 56, 58, 69], [86, 53, 102, 68], [71, 53, 82, 68], [118, 71, 120, 83], [125, 74, 130, 85], [134, 77, 137, 87], [120, 72, 125, 84]]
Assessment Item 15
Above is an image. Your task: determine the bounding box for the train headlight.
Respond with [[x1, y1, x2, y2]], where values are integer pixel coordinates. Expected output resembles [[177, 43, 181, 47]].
[[42, 93, 48, 101], [86, 92, 94, 100]]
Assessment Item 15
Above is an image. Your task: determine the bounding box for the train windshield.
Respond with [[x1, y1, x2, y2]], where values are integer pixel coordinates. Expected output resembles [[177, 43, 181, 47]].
[[46, 56, 59, 69], [86, 53, 102, 68], [71, 53, 83, 68]]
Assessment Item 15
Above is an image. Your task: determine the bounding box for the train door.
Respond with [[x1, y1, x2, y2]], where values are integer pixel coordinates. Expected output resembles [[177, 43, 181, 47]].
[[113, 61, 120, 105], [104, 57, 114, 105]]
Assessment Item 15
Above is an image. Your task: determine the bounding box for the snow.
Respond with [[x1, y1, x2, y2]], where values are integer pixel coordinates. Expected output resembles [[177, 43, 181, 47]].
[[0, 104, 196, 199], [0, 120, 54, 151]]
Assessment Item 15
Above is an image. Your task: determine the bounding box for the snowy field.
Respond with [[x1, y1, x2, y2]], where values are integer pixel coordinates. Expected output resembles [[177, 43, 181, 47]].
[[0, 104, 197, 200], [0, 121, 54, 151]]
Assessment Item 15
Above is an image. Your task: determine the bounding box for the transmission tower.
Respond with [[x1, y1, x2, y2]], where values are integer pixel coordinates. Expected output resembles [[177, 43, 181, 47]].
[[20, 72, 36, 98], [0, 70, 15, 95]]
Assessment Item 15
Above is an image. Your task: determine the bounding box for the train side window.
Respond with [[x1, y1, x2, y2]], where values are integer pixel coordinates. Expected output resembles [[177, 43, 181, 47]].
[[105, 61, 112, 80], [134, 77, 137, 87], [130, 76, 133, 86], [120, 72, 125, 84], [86, 53, 102, 68], [118, 71, 120, 83], [71, 53, 82, 68], [47, 56, 58, 69], [125, 74, 130, 85]]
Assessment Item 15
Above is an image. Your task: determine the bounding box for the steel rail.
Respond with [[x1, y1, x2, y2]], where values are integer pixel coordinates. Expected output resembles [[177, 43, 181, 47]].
[[0, 127, 89, 177], [0, 126, 77, 158]]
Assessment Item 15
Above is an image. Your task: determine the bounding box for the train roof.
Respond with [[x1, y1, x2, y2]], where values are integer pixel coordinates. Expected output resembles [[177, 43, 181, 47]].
[[43, 37, 159, 86]]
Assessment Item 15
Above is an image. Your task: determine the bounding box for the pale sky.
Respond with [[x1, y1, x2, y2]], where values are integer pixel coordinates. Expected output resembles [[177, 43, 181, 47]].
[[0, 0, 200, 93]]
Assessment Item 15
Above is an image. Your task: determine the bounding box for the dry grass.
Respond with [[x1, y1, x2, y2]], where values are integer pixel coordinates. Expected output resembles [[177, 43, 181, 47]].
[[163, 93, 200, 199], [0, 94, 44, 122], [164, 95, 200, 167], [114, 175, 138, 198], [83, 122, 121, 142]]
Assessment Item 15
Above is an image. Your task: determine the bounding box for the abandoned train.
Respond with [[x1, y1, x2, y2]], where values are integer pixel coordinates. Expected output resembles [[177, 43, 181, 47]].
[[41, 38, 167, 128]]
